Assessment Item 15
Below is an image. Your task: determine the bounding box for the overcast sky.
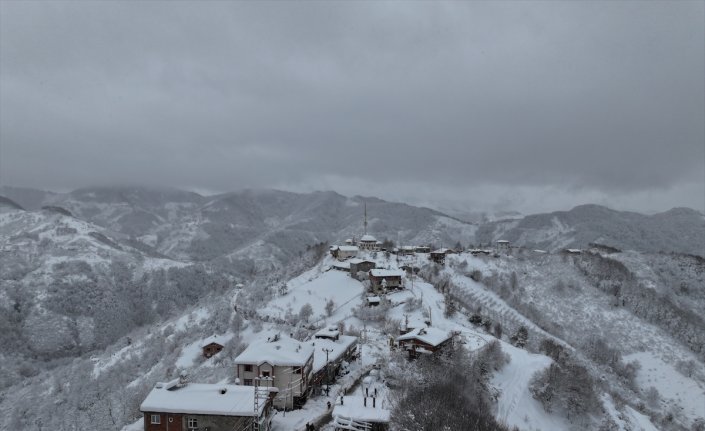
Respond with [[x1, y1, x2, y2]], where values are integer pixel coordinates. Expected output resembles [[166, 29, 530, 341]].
[[1, 1, 703, 214]]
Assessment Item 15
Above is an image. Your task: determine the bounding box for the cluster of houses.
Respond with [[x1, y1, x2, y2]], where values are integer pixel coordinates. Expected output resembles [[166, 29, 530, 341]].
[[140, 209, 503, 431], [330, 237, 517, 268], [139, 321, 455, 431], [140, 328, 359, 431]]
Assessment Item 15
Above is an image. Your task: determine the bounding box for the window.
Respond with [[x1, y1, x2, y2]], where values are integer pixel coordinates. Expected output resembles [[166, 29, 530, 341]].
[[150, 414, 161, 424], [262, 371, 270, 377], [244, 364, 253, 372], [187, 417, 198, 429], [293, 367, 302, 374], [244, 378, 253, 386]]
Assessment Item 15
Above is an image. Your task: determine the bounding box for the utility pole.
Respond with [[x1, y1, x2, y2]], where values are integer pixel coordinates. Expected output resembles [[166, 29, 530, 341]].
[[322, 347, 334, 396]]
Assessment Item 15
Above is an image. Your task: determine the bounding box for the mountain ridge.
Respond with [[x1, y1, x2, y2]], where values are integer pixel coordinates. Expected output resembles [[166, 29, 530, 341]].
[[1, 186, 703, 258]]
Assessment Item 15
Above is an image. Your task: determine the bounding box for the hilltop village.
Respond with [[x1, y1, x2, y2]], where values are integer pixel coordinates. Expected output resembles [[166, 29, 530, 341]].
[[134, 205, 539, 431]]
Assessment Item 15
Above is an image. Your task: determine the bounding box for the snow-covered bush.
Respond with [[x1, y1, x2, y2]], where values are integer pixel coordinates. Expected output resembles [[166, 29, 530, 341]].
[[391, 346, 513, 431], [529, 355, 601, 420]]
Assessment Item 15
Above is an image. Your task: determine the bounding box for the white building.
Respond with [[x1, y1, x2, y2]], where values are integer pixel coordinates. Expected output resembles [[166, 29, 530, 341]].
[[234, 332, 315, 410], [336, 245, 359, 260], [358, 234, 379, 251]]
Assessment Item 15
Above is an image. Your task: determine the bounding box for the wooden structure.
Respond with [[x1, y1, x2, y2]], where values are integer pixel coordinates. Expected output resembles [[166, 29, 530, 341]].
[[429, 248, 454, 265], [368, 269, 404, 294], [349, 259, 376, 280], [202, 342, 224, 359], [396, 326, 452, 359]]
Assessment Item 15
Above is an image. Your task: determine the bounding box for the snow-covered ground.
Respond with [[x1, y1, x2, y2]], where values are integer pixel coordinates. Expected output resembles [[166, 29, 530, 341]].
[[106, 249, 695, 431], [261, 266, 364, 323], [492, 343, 569, 431], [625, 351, 705, 424]]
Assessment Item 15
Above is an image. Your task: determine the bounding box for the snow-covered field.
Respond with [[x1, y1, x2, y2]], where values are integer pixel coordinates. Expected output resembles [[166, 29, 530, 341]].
[[261, 268, 364, 323], [492, 344, 569, 431], [625, 351, 705, 424]]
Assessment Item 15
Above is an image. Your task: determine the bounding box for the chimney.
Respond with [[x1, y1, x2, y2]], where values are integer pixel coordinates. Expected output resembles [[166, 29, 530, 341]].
[[178, 371, 188, 387]]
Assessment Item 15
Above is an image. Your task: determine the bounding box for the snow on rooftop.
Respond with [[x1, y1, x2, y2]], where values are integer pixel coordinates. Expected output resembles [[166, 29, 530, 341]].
[[396, 326, 451, 347], [496, 240, 510, 243], [140, 383, 267, 416], [314, 326, 340, 339], [338, 246, 359, 252], [307, 335, 358, 373], [333, 395, 390, 424], [332, 261, 350, 269], [200, 334, 228, 348], [360, 234, 377, 242], [234, 332, 314, 366], [369, 269, 404, 278], [431, 248, 452, 254]]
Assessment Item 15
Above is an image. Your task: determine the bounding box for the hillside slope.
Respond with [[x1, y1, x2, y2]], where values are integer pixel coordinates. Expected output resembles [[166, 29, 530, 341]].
[[475, 204, 705, 256]]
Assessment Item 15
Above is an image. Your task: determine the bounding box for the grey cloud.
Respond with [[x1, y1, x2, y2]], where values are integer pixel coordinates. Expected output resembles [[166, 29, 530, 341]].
[[1, 1, 703, 211]]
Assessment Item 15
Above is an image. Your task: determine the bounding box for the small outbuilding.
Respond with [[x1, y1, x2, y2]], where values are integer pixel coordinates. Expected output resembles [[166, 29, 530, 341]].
[[396, 326, 453, 359], [201, 335, 227, 358]]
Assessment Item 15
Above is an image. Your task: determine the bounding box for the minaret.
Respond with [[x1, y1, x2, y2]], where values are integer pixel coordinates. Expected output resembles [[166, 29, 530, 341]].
[[364, 201, 368, 235]]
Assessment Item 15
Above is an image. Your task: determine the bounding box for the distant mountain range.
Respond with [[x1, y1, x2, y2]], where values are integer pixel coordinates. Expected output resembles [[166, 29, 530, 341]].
[[1, 186, 703, 260], [475, 204, 705, 256]]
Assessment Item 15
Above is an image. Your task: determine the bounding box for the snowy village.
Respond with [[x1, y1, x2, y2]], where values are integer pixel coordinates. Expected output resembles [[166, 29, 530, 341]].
[[2, 2, 704, 431], [133, 206, 489, 431], [116, 204, 691, 431]]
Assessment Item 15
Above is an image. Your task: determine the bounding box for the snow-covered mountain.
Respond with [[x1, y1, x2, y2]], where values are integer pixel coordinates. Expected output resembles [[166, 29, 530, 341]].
[[475, 204, 705, 255], [1, 186, 704, 430], [3, 187, 704, 260], [1, 186, 479, 265]]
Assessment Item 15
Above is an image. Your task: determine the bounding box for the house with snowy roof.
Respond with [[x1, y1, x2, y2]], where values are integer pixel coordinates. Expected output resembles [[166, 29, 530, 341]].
[[201, 335, 227, 358], [331, 261, 351, 272], [233, 332, 315, 410], [314, 326, 341, 341], [331, 245, 359, 261], [396, 326, 453, 358], [140, 376, 275, 431], [349, 258, 376, 280], [397, 245, 416, 256], [368, 269, 404, 294], [496, 239, 510, 252], [430, 248, 454, 265], [307, 334, 358, 393], [359, 234, 379, 251]]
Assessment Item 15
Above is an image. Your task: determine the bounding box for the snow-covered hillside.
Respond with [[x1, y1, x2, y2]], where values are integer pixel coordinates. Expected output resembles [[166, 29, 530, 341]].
[[1, 188, 704, 430]]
